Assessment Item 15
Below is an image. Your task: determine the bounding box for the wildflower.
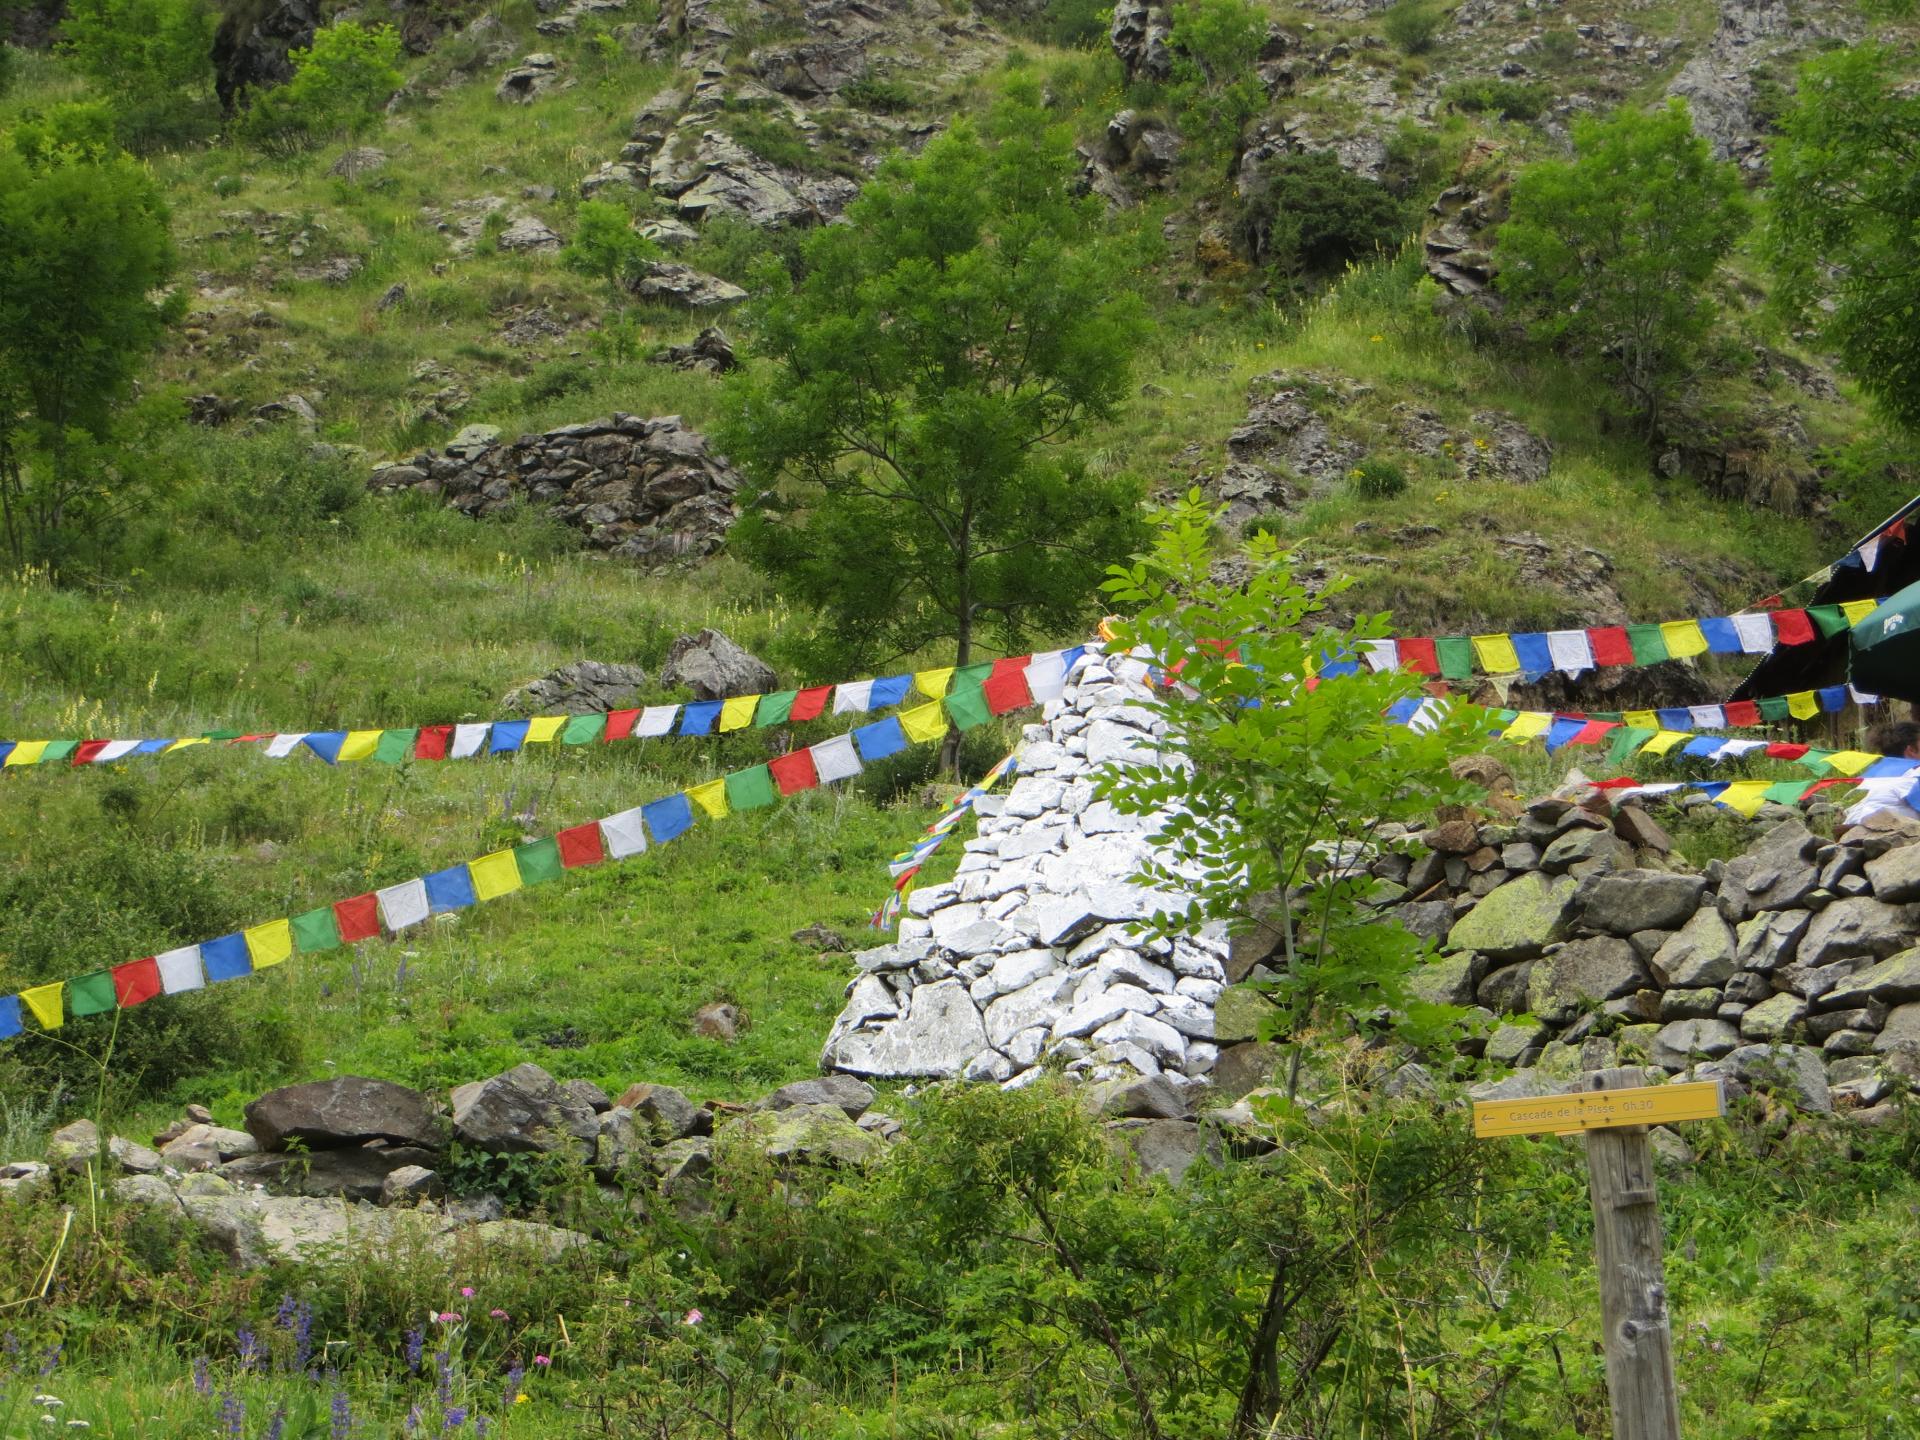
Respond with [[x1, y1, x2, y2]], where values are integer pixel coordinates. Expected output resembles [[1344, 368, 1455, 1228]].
[[443, 1408, 468, 1429], [683, 1309, 703, 1326], [502, 1365, 524, 1409], [436, 1313, 462, 1324], [1369, 334, 1382, 342], [1473, 436, 1488, 449], [329, 1388, 353, 1440], [40, 1417, 55, 1427], [236, 1329, 259, 1373], [514, 1396, 530, 1406], [459, 1287, 474, 1298], [405, 1328, 425, 1374], [192, 1358, 212, 1396], [219, 1389, 246, 1438], [488, 1310, 508, 1321], [436, 1352, 454, 1410], [404, 1404, 424, 1434], [38, 1347, 61, 1378], [34, 1396, 62, 1408], [275, 1295, 298, 1328], [66, 1423, 90, 1431], [532, 1355, 551, 1367], [475, 1420, 490, 1438], [266, 1407, 288, 1440]]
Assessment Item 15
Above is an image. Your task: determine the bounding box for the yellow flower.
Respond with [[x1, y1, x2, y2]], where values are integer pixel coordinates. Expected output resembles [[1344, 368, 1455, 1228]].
[[1369, 334, 1382, 342], [1474, 437, 1489, 449], [516, 1395, 531, 1405]]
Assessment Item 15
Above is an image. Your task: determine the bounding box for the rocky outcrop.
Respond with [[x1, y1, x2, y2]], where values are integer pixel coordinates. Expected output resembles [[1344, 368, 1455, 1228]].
[[658, 628, 777, 701], [244, 1076, 445, 1152], [368, 414, 741, 566], [1109, 0, 1172, 82], [627, 261, 749, 309], [503, 661, 650, 714]]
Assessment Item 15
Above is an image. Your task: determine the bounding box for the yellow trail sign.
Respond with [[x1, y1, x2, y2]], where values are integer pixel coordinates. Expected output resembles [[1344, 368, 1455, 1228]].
[[1472, 1079, 1724, 1139]]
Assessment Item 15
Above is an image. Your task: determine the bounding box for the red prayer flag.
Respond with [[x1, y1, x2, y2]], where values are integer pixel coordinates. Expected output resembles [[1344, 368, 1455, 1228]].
[[1764, 743, 1811, 761], [1570, 720, 1614, 745], [1888, 519, 1908, 545], [1587, 627, 1634, 666], [414, 725, 452, 761], [769, 748, 820, 796], [334, 893, 381, 943], [1590, 777, 1644, 790], [113, 957, 162, 1008], [1723, 701, 1760, 727], [605, 708, 639, 742], [1396, 637, 1438, 675], [1805, 778, 1858, 797], [557, 822, 605, 869], [72, 740, 110, 766], [789, 685, 833, 722], [1772, 609, 1815, 645], [983, 664, 1033, 716]]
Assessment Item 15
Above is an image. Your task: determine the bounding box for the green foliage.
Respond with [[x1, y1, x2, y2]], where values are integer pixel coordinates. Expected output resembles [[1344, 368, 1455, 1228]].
[[1497, 101, 1749, 435], [0, 135, 180, 569], [0, 41, 15, 100], [559, 198, 660, 295], [1165, 0, 1267, 168], [6, 99, 118, 160], [1235, 148, 1409, 281], [1442, 76, 1550, 120], [1381, 0, 1443, 55], [1765, 44, 1920, 435], [1348, 457, 1408, 498], [839, 73, 914, 112], [1040, 0, 1112, 47], [239, 21, 404, 148], [57, 0, 218, 148], [715, 101, 814, 169], [720, 82, 1150, 680], [1100, 494, 1480, 1097]]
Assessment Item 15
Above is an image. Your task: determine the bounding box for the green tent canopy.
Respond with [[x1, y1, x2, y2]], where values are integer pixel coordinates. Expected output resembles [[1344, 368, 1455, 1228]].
[[1850, 578, 1920, 702]]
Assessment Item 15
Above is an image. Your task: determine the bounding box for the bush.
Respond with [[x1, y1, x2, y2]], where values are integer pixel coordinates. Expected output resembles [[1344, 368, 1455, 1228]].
[[57, 0, 219, 149], [181, 428, 366, 542], [1348, 458, 1409, 497], [1235, 150, 1410, 278], [1443, 77, 1551, 121], [238, 22, 403, 148], [1042, 0, 1112, 47], [1381, 0, 1443, 54], [560, 199, 660, 295], [1166, 0, 1268, 167], [840, 74, 914, 112]]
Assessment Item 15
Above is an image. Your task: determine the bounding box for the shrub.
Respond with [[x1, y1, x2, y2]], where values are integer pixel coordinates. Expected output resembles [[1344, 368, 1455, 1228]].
[[1166, 0, 1268, 167], [238, 22, 404, 148], [840, 74, 914, 112], [1381, 0, 1443, 54], [1443, 77, 1551, 121], [1042, 0, 1112, 47], [560, 199, 660, 295], [1347, 458, 1409, 497], [1235, 149, 1409, 278], [57, 0, 219, 148], [715, 103, 813, 170]]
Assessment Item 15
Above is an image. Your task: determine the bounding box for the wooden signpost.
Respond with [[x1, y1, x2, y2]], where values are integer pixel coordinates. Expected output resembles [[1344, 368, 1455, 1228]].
[[1473, 1068, 1726, 1440]]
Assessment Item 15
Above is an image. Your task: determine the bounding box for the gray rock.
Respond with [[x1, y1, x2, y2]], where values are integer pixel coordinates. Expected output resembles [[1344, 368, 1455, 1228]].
[[1718, 819, 1820, 920], [1818, 946, 1920, 1011], [1735, 908, 1809, 974], [1110, 1118, 1209, 1182], [1798, 897, 1920, 968], [1739, 992, 1808, 1042], [1573, 871, 1707, 936], [1475, 960, 1538, 1014], [1651, 909, 1738, 988], [1659, 988, 1723, 1021], [1540, 827, 1633, 874], [219, 1146, 444, 1203], [46, 1120, 164, 1177], [1087, 1072, 1189, 1120], [328, 146, 388, 179], [497, 215, 562, 252], [504, 661, 649, 715], [1651, 1018, 1741, 1069], [659, 627, 776, 700], [1711, 1044, 1832, 1114], [450, 1063, 598, 1156], [1209, 1041, 1280, 1099], [1527, 937, 1648, 1023], [615, 1083, 711, 1139], [160, 1124, 260, 1171], [1, 1160, 53, 1202], [562, 1080, 611, 1114], [380, 1165, 445, 1205], [1446, 873, 1578, 961], [824, 978, 990, 1078], [735, 1102, 879, 1168], [628, 261, 748, 310], [1484, 1019, 1551, 1066], [1407, 953, 1476, 1007], [756, 1075, 875, 1120], [1875, 1001, 1920, 1055], [244, 1077, 444, 1152]]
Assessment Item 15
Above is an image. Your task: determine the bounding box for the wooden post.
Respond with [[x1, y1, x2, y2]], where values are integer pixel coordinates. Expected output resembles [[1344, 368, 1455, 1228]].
[[1581, 1068, 1682, 1440]]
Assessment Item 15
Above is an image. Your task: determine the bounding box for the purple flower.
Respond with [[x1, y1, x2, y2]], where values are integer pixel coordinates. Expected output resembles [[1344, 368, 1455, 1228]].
[[293, 1304, 315, 1374], [266, 1405, 288, 1440], [475, 1419, 490, 1439], [192, 1357, 212, 1397], [329, 1389, 353, 1440], [236, 1329, 259, 1373], [435, 1351, 453, 1409], [37, 1345, 61, 1378], [404, 1327, 424, 1374], [502, 1365, 523, 1409], [404, 1403, 424, 1434], [443, 1407, 468, 1429], [275, 1295, 298, 1328], [218, 1389, 246, 1438]]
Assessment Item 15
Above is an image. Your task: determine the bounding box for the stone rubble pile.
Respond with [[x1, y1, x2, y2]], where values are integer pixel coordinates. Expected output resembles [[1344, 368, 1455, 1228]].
[[367, 413, 741, 566], [824, 650, 1233, 1093]]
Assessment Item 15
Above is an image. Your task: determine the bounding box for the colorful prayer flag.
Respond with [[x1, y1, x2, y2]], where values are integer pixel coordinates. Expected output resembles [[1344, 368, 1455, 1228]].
[[468, 850, 522, 902], [687, 778, 730, 820], [718, 695, 759, 732], [112, 957, 161, 1008], [244, 919, 293, 969], [21, 982, 63, 1029], [725, 764, 776, 811], [599, 808, 648, 860], [1471, 634, 1521, 673], [557, 822, 606, 868], [69, 971, 115, 1017], [514, 837, 565, 884]]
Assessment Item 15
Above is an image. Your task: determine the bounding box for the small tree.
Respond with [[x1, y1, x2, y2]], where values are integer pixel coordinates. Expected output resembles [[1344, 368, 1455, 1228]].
[[1235, 149, 1408, 279], [1097, 493, 1479, 1102], [1381, 0, 1443, 55], [1496, 100, 1748, 436], [0, 133, 181, 568], [562, 199, 661, 294], [58, 0, 218, 148], [719, 82, 1149, 716], [239, 21, 403, 147], [1765, 44, 1920, 435], [1165, 0, 1268, 168]]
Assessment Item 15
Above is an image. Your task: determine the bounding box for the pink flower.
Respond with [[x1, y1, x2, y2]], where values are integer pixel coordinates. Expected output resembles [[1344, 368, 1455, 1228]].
[[533, 1355, 551, 1367], [436, 1312, 462, 1324], [460, 1287, 475, 1299], [489, 1309, 509, 1320], [683, 1309, 703, 1326]]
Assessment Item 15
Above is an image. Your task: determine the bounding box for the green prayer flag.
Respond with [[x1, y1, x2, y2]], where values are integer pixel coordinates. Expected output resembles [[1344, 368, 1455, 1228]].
[[1763, 781, 1810, 805], [205, 729, 243, 741], [561, 714, 606, 745], [1807, 605, 1849, 638], [1608, 726, 1656, 765], [755, 691, 797, 727], [1625, 624, 1669, 664], [372, 728, 418, 764], [69, 971, 116, 1017], [1433, 636, 1472, 681], [725, 764, 777, 811], [291, 906, 343, 954], [954, 661, 995, 690], [1757, 696, 1790, 723], [1493, 709, 1519, 725], [41, 740, 78, 762], [1801, 749, 1836, 772], [514, 837, 564, 884], [945, 685, 993, 731]]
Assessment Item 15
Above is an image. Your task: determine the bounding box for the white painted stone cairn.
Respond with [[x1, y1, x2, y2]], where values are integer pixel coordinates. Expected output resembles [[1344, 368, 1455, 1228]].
[[823, 650, 1230, 1092]]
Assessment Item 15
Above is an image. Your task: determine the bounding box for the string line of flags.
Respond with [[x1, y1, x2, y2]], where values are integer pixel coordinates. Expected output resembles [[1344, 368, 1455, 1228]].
[[870, 749, 1021, 930]]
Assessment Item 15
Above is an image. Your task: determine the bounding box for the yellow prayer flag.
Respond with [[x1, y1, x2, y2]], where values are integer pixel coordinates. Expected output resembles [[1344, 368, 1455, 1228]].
[[337, 730, 383, 762], [1788, 690, 1819, 720], [469, 850, 523, 902], [4, 741, 49, 767], [914, 667, 954, 699], [244, 919, 293, 970], [718, 695, 760, 732], [900, 701, 949, 744], [21, 982, 63, 1030], [164, 737, 211, 753], [527, 716, 567, 744], [1660, 620, 1709, 659], [1471, 634, 1521, 674], [1825, 750, 1880, 777], [1503, 712, 1552, 741], [1717, 780, 1771, 817], [1842, 599, 1879, 627], [1642, 731, 1691, 756], [687, 779, 729, 820]]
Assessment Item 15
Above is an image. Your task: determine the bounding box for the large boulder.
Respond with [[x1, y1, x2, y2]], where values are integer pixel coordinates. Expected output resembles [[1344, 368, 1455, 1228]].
[[627, 261, 748, 310], [244, 1077, 444, 1152], [1864, 843, 1920, 903], [450, 1064, 599, 1156], [219, 1147, 445, 1203], [824, 978, 992, 1078], [1650, 909, 1737, 988], [755, 1075, 875, 1119], [1573, 871, 1707, 936], [731, 1102, 880, 1168], [504, 661, 649, 715], [1797, 898, 1920, 969], [1734, 908, 1809, 974], [614, 1083, 711, 1139], [659, 628, 778, 701], [1446, 874, 1578, 961], [1527, 937, 1649, 1023], [1818, 946, 1920, 1011], [1716, 819, 1820, 920], [1710, 1044, 1832, 1114], [1651, 1018, 1741, 1069]]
